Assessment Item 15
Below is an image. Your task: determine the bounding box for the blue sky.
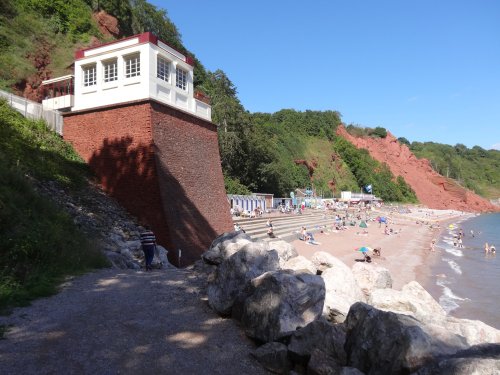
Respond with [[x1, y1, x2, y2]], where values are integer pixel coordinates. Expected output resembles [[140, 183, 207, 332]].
[[151, 0, 500, 150]]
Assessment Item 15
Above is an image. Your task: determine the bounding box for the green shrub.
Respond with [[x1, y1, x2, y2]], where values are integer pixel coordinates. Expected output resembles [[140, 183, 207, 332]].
[[0, 101, 108, 311]]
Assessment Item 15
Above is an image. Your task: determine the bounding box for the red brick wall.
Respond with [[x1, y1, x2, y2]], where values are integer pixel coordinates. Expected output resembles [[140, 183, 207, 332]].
[[151, 101, 233, 265], [63, 100, 233, 266], [63, 101, 173, 255]]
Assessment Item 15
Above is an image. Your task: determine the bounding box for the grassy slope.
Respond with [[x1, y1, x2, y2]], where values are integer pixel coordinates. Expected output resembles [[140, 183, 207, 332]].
[[302, 138, 358, 197], [411, 143, 500, 200], [0, 100, 108, 312]]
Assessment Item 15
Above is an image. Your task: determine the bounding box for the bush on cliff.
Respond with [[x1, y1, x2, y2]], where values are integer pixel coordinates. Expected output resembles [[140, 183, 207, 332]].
[[0, 100, 108, 311]]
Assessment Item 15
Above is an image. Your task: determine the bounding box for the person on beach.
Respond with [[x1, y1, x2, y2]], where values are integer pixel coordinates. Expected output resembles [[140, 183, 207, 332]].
[[457, 237, 464, 248], [430, 239, 436, 252], [234, 223, 245, 233], [266, 219, 273, 227], [267, 226, 276, 238], [470, 229, 475, 238], [484, 242, 490, 253], [140, 225, 156, 271], [300, 226, 315, 243], [490, 245, 496, 253]]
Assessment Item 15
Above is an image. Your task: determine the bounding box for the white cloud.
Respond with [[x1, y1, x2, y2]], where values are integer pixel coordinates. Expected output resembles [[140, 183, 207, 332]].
[[491, 143, 500, 150]]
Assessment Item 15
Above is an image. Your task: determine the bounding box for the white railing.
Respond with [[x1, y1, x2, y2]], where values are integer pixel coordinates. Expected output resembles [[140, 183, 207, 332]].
[[0, 89, 63, 135]]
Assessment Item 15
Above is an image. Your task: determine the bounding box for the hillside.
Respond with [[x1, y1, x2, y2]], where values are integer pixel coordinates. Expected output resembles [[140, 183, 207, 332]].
[[1, 0, 498, 205], [337, 125, 498, 212], [409, 141, 500, 200]]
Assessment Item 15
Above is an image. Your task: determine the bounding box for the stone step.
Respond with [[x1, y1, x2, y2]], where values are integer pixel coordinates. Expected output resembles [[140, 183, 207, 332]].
[[244, 217, 339, 243]]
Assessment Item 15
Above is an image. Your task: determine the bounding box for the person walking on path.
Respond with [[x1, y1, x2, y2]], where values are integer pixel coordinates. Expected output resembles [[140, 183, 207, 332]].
[[140, 225, 156, 271]]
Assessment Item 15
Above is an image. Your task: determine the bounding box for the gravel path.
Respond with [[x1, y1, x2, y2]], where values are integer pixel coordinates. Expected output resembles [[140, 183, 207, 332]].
[[0, 268, 268, 375]]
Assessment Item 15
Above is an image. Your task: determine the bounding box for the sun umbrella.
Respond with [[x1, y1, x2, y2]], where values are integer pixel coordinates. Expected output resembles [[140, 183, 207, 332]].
[[357, 246, 373, 253], [359, 221, 368, 228]]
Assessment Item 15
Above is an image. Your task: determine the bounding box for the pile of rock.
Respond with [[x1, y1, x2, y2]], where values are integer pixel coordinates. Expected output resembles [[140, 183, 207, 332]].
[[34, 179, 173, 270], [201, 232, 500, 374]]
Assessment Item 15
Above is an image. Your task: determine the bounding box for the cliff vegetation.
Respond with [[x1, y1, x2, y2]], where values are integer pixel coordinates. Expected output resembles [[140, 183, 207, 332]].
[[1, 0, 498, 207]]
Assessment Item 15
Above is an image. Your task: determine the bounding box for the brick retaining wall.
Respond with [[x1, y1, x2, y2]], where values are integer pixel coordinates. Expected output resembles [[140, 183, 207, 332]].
[[63, 99, 232, 265]]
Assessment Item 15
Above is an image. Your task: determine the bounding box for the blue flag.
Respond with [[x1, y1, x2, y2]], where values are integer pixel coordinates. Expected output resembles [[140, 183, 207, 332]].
[[365, 184, 372, 193]]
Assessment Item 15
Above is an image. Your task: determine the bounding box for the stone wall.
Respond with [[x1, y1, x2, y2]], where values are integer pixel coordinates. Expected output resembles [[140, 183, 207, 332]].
[[63, 99, 233, 265]]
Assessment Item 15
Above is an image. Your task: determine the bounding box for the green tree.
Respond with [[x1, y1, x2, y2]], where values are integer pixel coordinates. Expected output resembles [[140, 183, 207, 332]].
[[371, 126, 387, 138], [397, 137, 410, 146]]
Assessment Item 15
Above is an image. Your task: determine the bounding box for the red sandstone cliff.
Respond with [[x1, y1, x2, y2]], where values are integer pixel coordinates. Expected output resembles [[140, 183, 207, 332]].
[[336, 125, 498, 213]]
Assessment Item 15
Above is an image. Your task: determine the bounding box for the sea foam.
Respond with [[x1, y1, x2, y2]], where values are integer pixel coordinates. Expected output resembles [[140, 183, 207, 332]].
[[444, 247, 464, 257], [437, 279, 468, 313], [442, 257, 462, 274]]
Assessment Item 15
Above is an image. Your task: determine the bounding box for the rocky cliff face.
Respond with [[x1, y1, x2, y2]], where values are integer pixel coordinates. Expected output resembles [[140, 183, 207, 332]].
[[336, 125, 498, 212]]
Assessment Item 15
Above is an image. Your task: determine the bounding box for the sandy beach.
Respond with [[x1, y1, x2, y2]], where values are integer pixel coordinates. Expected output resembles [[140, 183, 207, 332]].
[[291, 206, 472, 289]]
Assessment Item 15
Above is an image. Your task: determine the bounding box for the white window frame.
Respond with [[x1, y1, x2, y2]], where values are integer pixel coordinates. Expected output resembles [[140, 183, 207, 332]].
[[82, 64, 97, 87], [103, 59, 118, 83], [124, 53, 140, 78], [176, 67, 187, 91], [157, 56, 170, 83]]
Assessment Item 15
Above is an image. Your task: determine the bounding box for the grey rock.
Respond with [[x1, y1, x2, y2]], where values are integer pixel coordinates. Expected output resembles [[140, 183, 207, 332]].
[[202, 231, 253, 265], [207, 244, 280, 315], [308, 351, 366, 375], [368, 281, 446, 323], [125, 239, 141, 252], [344, 302, 468, 375], [288, 319, 347, 365], [283, 255, 317, 275], [352, 262, 392, 296], [443, 316, 500, 346], [104, 251, 128, 269], [311, 251, 344, 273], [307, 348, 343, 375], [119, 247, 135, 260], [412, 343, 500, 375], [251, 342, 292, 374], [267, 240, 298, 267], [240, 270, 325, 343], [321, 262, 365, 323]]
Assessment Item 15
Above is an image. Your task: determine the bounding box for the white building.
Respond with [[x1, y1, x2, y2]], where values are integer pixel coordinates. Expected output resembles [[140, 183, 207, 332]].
[[41, 32, 211, 121]]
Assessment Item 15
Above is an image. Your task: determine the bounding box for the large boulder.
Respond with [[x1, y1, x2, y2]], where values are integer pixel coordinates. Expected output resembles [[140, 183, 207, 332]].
[[311, 251, 344, 273], [202, 231, 253, 265], [412, 343, 500, 375], [251, 342, 292, 374], [283, 255, 317, 275], [153, 245, 174, 269], [443, 317, 500, 346], [240, 270, 325, 343], [287, 319, 347, 366], [352, 262, 392, 296], [207, 243, 279, 315], [308, 349, 365, 375], [345, 302, 468, 374], [268, 240, 298, 267], [321, 260, 365, 323], [368, 281, 446, 323]]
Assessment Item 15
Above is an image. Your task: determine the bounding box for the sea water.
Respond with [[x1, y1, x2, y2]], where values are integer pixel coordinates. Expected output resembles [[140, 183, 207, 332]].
[[428, 213, 500, 329]]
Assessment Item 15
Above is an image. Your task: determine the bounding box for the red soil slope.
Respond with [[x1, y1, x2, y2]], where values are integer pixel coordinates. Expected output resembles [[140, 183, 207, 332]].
[[336, 125, 498, 212]]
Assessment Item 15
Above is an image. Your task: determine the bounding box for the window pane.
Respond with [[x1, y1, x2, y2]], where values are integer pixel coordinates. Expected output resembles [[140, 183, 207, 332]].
[[176, 67, 187, 90], [157, 57, 170, 82], [83, 64, 96, 87], [104, 59, 118, 82], [125, 54, 140, 78]]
